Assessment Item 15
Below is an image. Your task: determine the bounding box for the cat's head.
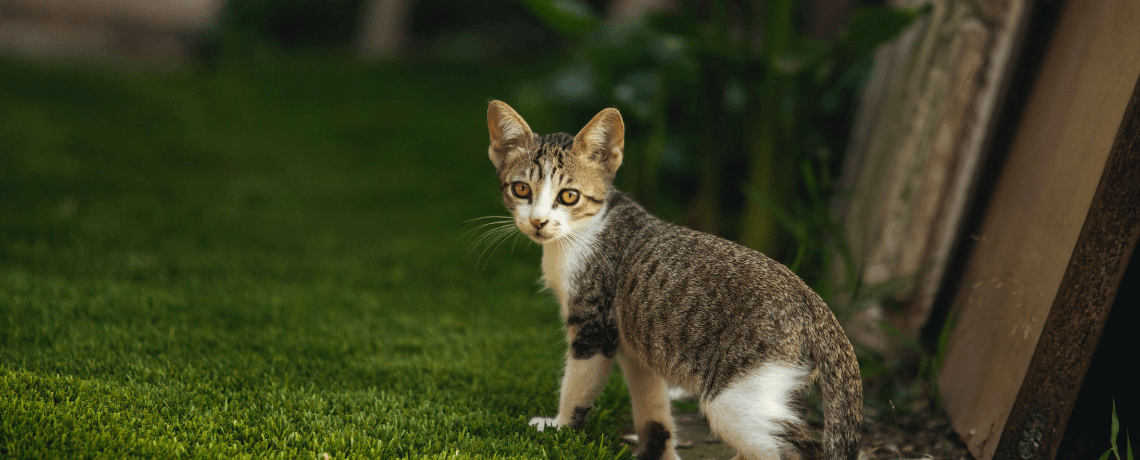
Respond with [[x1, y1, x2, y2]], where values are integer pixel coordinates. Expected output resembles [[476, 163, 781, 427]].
[[486, 100, 624, 245]]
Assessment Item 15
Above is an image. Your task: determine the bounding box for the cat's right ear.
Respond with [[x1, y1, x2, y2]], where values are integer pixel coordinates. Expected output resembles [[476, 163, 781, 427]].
[[487, 100, 534, 171]]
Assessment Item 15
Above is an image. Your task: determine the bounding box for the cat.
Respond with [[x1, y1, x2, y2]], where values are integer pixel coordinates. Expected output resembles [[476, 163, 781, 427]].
[[485, 100, 862, 460]]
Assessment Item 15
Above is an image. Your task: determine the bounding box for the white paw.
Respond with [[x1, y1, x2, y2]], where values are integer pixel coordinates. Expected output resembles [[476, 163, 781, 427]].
[[528, 417, 559, 432]]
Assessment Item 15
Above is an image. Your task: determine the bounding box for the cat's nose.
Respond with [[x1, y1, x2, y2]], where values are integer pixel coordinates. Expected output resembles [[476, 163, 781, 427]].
[[530, 218, 548, 230]]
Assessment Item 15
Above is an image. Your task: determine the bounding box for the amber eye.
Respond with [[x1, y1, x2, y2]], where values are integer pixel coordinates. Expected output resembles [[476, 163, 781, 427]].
[[558, 189, 580, 206], [512, 182, 531, 198]]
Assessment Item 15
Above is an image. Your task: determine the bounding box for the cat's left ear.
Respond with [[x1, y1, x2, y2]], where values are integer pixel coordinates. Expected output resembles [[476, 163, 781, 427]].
[[573, 107, 624, 174], [487, 100, 534, 171]]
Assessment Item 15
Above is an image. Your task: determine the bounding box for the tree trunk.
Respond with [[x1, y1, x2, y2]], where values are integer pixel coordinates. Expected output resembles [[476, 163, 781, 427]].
[[356, 0, 410, 60]]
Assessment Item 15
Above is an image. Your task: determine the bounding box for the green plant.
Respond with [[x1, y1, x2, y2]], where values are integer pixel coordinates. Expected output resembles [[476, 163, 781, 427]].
[[870, 311, 954, 414], [516, 0, 919, 299], [1099, 400, 1134, 460]]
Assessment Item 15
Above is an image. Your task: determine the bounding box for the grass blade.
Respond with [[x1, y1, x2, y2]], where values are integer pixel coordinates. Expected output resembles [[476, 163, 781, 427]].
[[1127, 431, 1133, 460], [741, 185, 805, 240], [1113, 400, 1121, 458]]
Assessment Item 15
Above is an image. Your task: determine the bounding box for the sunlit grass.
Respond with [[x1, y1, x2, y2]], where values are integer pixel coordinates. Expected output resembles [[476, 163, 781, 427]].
[[0, 56, 631, 459]]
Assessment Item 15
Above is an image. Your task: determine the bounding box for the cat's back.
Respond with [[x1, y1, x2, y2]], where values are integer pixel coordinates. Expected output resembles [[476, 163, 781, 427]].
[[606, 194, 815, 311], [604, 195, 827, 396]]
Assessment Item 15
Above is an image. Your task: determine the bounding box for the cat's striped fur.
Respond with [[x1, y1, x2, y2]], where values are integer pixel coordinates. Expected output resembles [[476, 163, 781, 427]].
[[486, 101, 862, 460]]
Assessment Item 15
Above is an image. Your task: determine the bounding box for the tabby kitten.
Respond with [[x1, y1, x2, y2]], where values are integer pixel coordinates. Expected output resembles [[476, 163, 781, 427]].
[[485, 100, 862, 460]]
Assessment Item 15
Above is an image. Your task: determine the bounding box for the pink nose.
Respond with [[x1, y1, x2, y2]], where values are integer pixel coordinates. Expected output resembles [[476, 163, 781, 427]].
[[530, 218, 548, 230]]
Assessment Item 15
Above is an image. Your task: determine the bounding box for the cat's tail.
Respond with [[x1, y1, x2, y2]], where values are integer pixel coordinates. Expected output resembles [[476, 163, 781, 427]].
[[812, 311, 863, 460]]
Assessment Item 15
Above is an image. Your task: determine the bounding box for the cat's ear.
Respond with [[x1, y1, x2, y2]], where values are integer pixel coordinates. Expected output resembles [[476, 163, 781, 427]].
[[487, 100, 534, 171], [572, 107, 624, 174]]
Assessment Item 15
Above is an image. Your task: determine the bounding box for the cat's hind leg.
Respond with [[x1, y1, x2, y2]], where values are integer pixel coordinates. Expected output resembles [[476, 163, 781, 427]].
[[702, 361, 820, 460], [617, 352, 679, 460]]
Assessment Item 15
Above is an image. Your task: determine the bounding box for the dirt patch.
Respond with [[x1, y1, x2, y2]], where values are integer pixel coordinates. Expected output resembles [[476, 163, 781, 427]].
[[623, 401, 972, 460], [860, 407, 972, 460]]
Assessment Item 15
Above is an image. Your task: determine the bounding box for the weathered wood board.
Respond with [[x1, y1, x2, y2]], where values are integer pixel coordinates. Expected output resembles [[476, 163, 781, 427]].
[[835, 0, 1032, 352], [937, 0, 1140, 459]]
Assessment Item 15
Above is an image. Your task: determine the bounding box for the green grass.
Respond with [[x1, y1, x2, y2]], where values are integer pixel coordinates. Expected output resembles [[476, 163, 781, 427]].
[[0, 56, 632, 459]]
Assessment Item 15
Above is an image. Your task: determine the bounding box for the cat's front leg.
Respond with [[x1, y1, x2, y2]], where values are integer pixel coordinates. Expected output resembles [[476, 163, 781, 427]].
[[529, 326, 615, 431]]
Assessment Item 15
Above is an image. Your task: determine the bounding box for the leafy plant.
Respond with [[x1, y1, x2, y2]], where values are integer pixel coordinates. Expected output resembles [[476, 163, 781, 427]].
[[1100, 400, 1134, 460], [516, 0, 920, 299], [868, 310, 955, 414]]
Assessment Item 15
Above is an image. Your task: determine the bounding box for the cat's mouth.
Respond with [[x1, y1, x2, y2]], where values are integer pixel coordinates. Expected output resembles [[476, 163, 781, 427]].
[[529, 231, 551, 243], [527, 229, 559, 244], [517, 222, 563, 244]]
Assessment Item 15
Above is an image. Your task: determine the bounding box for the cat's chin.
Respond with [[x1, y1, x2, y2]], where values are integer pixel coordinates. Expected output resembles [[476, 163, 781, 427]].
[[527, 232, 562, 245], [528, 234, 553, 244]]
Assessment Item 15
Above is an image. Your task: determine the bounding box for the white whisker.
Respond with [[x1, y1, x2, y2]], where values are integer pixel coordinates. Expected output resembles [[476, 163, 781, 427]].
[[465, 215, 513, 223], [477, 226, 520, 269], [466, 224, 516, 257], [473, 226, 516, 250], [460, 218, 516, 239]]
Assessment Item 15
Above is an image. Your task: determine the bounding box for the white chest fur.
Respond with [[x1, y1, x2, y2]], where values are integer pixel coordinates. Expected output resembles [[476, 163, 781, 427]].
[[540, 215, 606, 317]]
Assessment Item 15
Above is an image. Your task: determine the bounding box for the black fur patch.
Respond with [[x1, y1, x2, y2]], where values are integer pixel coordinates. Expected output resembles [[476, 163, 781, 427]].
[[639, 421, 671, 460], [788, 392, 811, 421], [775, 420, 823, 460], [569, 318, 618, 359], [568, 406, 592, 429]]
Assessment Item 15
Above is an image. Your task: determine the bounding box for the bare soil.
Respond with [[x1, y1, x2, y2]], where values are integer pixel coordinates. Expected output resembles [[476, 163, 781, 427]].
[[625, 400, 973, 460]]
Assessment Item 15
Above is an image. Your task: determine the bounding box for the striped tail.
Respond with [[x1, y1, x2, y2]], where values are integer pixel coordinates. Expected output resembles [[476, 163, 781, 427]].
[[813, 313, 863, 460]]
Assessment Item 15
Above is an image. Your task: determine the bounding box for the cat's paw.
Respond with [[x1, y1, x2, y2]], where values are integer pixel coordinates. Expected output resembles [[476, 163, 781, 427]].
[[528, 417, 560, 432]]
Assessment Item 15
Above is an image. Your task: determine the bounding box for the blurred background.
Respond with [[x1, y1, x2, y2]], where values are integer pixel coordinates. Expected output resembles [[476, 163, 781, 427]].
[[0, 0, 925, 349], [0, 0, 911, 295]]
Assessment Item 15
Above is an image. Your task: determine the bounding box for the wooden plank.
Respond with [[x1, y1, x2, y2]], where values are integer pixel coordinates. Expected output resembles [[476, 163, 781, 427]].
[[992, 57, 1140, 460], [834, 0, 1032, 352], [937, 0, 1140, 458]]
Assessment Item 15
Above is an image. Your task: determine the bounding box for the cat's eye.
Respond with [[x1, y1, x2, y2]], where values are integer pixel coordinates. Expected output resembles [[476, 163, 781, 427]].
[[558, 189, 580, 206], [512, 182, 531, 198]]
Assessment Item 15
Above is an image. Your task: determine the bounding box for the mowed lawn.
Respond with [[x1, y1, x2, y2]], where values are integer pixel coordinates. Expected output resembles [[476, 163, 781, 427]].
[[0, 57, 633, 459]]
